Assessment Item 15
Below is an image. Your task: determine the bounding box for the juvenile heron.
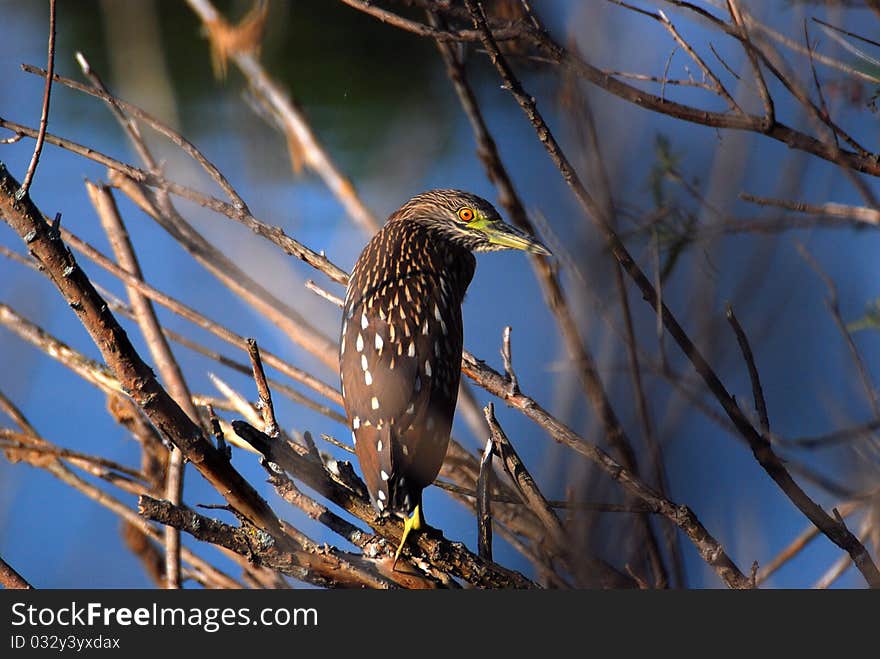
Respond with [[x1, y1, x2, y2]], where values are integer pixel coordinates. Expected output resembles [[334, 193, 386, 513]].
[[339, 189, 550, 565]]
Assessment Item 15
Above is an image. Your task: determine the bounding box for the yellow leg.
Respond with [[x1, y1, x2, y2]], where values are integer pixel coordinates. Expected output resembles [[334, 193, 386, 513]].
[[392, 504, 424, 569]]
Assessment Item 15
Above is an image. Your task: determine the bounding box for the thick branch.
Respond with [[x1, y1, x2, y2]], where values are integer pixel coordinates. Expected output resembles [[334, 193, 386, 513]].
[[0, 163, 297, 550], [137, 496, 393, 589], [0, 556, 33, 590]]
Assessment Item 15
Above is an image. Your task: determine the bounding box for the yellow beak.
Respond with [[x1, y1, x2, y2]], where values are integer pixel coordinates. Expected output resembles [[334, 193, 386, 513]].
[[481, 221, 551, 255]]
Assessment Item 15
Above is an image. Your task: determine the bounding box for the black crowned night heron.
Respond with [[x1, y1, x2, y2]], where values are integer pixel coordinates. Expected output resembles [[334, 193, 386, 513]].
[[339, 189, 550, 565]]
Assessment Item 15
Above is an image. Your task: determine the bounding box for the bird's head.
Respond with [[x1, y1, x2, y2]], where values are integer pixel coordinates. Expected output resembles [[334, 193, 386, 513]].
[[395, 189, 551, 255]]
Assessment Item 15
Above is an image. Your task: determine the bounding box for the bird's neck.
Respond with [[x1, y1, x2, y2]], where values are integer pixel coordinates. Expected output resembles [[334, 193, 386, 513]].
[[354, 219, 476, 301]]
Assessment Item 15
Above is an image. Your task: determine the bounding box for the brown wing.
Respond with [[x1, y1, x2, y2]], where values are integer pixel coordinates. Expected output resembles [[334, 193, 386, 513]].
[[340, 274, 456, 512], [340, 222, 474, 516], [385, 273, 463, 493]]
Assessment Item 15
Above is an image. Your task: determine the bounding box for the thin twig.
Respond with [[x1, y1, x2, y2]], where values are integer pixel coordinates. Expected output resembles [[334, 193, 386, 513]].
[[0, 431, 147, 482], [814, 513, 873, 589], [654, 6, 742, 112], [803, 21, 838, 151], [434, 480, 657, 512], [0, 390, 38, 440], [25, 58, 250, 212], [600, 70, 716, 91], [319, 433, 355, 454], [709, 42, 740, 80], [0, 304, 123, 395], [784, 420, 880, 451], [477, 438, 494, 561], [246, 338, 279, 438], [339, 0, 521, 42], [797, 244, 880, 421], [725, 0, 773, 128], [205, 403, 231, 460], [811, 16, 880, 49], [484, 403, 566, 548], [740, 193, 880, 226], [725, 303, 770, 434], [18, 0, 56, 197], [306, 279, 345, 307], [500, 326, 519, 396], [758, 500, 861, 585]]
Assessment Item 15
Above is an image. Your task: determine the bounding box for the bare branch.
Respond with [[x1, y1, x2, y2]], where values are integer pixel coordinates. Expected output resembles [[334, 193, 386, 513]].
[[462, 0, 880, 588], [246, 338, 280, 438], [0, 163, 304, 556], [231, 419, 538, 589], [500, 326, 519, 397], [758, 500, 862, 585], [625, 3, 742, 112], [0, 116, 350, 289], [797, 244, 880, 421], [741, 194, 880, 227], [138, 495, 394, 589], [17, 0, 55, 197], [306, 279, 345, 307], [725, 304, 770, 434], [725, 0, 773, 126], [485, 403, 566, 547], [0, 555, 34, 590], [464, 354, 748, 588], [477, 438, 494, 562], [52, 56, 248, 212], [435, 480, 658, 513]]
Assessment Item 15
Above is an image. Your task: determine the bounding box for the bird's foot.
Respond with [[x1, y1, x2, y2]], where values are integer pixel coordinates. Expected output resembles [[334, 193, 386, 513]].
[[392, 504, 424, 570]]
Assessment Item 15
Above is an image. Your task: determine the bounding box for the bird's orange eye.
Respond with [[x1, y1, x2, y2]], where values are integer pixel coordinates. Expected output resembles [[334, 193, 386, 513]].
[[458, 208, 475, 222]]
